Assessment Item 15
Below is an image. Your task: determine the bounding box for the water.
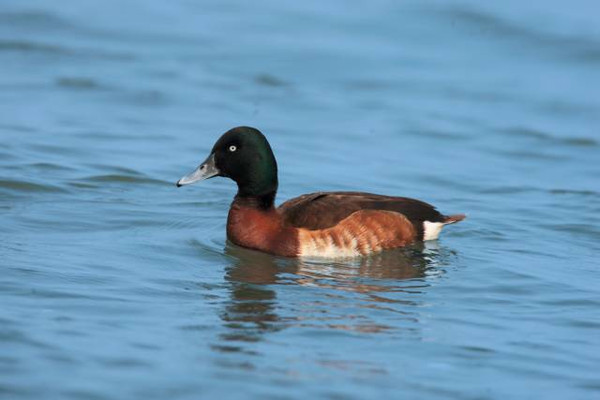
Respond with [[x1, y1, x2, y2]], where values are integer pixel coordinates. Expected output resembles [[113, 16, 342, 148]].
[[1, 0, 599, 398]]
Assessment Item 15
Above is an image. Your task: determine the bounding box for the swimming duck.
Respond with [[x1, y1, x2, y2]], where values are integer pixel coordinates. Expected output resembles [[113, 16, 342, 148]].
[[177, 126, 465, 258]]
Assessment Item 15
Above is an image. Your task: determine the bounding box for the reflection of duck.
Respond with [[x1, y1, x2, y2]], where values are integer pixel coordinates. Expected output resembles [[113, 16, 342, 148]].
[[294, 241, 448, 296], [225, 241, 445, 284], [218, 246, 290, 346], [219, 242, 450, 341], [177, 126, 465, 258]]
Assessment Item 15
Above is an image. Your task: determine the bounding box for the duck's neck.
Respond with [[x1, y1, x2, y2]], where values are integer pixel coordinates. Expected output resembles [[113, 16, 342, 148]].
[[232, 190, 277, 210], [227, 190, 298, 255]]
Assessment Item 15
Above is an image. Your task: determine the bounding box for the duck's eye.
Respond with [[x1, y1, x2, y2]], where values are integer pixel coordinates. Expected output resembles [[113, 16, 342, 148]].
[[228, 145, 237, 152]]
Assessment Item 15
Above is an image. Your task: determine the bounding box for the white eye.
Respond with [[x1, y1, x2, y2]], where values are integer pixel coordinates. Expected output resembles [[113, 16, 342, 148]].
[[229, 145, 237, 152]]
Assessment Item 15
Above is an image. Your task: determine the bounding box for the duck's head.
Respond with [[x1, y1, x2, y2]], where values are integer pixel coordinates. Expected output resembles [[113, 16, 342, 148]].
[[177, 126, 278, 198]]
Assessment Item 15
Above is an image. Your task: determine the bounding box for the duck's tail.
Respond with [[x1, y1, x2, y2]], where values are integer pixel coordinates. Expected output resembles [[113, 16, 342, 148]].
[[443, 214, 466, 224], [423, 214, 466, 241]]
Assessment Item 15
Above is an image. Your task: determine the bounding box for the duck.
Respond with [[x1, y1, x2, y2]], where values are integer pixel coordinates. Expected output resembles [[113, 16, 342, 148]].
[[176, 126, 465, 258]]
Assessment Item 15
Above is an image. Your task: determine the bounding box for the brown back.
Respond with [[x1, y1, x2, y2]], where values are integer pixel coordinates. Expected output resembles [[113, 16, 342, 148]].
[[278, 191, 446, 236]]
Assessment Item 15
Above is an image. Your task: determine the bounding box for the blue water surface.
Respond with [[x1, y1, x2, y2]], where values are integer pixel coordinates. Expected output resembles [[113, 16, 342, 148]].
[[1, 0, 599, 399]]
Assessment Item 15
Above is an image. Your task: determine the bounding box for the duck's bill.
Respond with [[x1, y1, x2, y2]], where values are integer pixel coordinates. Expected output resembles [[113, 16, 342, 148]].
[[176, 153, 219, 187]]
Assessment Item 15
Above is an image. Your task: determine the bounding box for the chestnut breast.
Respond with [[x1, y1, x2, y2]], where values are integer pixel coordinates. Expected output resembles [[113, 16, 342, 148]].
[[227, 205, 299, 257]]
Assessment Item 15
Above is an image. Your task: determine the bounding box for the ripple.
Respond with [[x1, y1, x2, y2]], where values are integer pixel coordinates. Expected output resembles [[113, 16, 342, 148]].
[[0, 123, 37, 133], [189, 237, 228, 258], [0, 151, 18, 162], [0, 39, 135, 61], [86, 165, 146, 174], [120, 89, 169, 107], [0, 39, 70, 55], [498, 126, 598, 148], [254, 73, 288, 87], [0, 179, 66, 193], [562, 137, 598, 147], [0, 328, 56, 350], [494, 149, 568, 161], [549, 188, 599, 197], [66, 181, 99, 189], [542, 223, 600, 240], [29, 143, 89, 156], [479, 186, 536, 194], [0, 384, 32, 397], [55, 77, 106, 90], [405, 127, 469, 141], [0, 11, 74, 30], [79, 174, 170, 186], [26, 162, 76, 172], [60, 390, 111, 400], [438, 6, 600, 64], [95, 356, 152, 369]]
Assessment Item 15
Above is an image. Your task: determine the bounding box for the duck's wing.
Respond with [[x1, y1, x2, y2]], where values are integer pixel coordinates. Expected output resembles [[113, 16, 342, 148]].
[[277, 191, 448, 233]]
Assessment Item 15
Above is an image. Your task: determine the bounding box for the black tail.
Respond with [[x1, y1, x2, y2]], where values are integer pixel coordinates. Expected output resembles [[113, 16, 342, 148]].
[[443, 214, 466, 224]]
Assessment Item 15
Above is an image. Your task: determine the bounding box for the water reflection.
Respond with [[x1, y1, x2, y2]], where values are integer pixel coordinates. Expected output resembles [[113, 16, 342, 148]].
[[217, 249, 294, 348], [216, 242, 453, 351], [294, 242, 446, 294]]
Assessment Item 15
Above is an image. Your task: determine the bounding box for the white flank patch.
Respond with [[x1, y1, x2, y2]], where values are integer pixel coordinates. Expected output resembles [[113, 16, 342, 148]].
[[423, 221, 444, 241], [298, 232, 360, 258]]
